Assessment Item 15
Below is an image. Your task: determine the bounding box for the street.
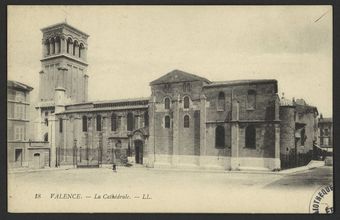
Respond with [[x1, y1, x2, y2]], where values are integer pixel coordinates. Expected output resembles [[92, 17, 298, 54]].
[[8, 166, 333, 213], [265, 166, 333, 189]]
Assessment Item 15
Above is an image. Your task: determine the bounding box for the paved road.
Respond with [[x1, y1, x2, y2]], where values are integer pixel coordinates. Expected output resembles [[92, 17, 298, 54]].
[[265, 166, 333, 189]]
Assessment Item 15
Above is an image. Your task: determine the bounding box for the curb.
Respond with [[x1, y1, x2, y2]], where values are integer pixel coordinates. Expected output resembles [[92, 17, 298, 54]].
[[8, 166, 76, 174], [8, 161, 326, 175], [279, 161, 325, 174], [9, 166, 280, 175]]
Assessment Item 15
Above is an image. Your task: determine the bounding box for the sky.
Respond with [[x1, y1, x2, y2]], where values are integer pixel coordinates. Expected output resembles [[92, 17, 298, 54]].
[[8, 6, 332, 117]]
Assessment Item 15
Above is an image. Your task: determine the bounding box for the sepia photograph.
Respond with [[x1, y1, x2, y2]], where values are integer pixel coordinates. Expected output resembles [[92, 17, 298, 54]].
[[7, 5, 333, 213]]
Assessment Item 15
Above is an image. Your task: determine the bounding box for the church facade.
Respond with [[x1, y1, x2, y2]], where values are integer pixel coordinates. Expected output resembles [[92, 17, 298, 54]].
[[34, 22, 318, 171]]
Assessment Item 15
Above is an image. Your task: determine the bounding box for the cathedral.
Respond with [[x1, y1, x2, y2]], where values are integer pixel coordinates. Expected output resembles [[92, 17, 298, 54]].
[[34, 22, 319, 171]]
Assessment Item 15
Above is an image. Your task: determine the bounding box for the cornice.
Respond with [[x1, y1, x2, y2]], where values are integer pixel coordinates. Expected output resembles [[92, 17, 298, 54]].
[[40, 54, 88, 66]]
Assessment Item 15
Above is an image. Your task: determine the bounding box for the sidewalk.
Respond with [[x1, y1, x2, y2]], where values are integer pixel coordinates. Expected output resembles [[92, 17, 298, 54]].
[[8, 165, 75, 174], [8, 160, 326, 175], [279, 160, 325, 174]]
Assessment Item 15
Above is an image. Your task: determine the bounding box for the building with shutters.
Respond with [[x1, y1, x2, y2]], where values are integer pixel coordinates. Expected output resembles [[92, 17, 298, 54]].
[[7, 80, 33, 168], [8, 80, 50, 169], [318, 115, 332, 152]]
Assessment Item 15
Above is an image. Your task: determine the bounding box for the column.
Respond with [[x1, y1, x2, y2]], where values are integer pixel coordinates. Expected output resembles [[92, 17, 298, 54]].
[[80, 70, 86, 102], [231, 99, 240, 170], [63, 117, 67, 162], [49, 114, 58, 167], [60, 37, 66, 54], [55, 38, 60, 54], [75, 44, 79, 57], [77, 69, 84, 102], [147, 96, 155, 167], [68, 41, 73, 55], [35, 108, 43, 141], [274, 124, 281, 169], [39, 71, 44, 101], [48, 40, 54, 55], [40, 69, 47, 101], [42, 40, 47, 57], [199, 94, 207, 166], [57, 66, 67, 88], [73, 116, 81, 146], [91, 116, 95, 149], [83, 47, 87, 61], [84, 74, 89, 102], [172, 94, 180, 166]]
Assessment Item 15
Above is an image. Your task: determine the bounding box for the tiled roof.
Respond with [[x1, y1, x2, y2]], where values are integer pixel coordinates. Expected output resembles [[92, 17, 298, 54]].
[[7, 80, 33, 91], [93, 97, 150, 105], [204, 79, 277, 88], [59, 105, 148, 115], [295, 103, 318, 115], [319, 117, 332, 123], [150, 69, 211, 85], [41, 22, 89, 37], [60, 97, 150, 114]]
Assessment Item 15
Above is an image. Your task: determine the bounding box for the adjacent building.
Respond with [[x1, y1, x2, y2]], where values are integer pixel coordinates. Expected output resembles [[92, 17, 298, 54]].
[[279, 97, 319, 169], [7, 81, 33, 168], [8, 81, 50, 169], [318, 115, 333, 152]]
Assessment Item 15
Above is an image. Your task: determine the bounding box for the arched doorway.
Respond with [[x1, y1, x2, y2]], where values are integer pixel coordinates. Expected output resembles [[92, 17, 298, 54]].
[[134, 140, 143, 164], [33, 153, 40, 169]]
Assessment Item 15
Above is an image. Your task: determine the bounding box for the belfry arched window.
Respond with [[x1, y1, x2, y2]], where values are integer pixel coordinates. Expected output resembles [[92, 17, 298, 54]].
[[164, 97, 170, 110], [217, 92, 225, 111], [55, 36, 61, 53], [51, 38, 55, 54], [245, 125, 256, 149], [73, 41, 78, 56], [79, 43, 84, 58], [215, 126, 225, 149], [67, 38, 72, 54], [46, 40, 50, 55]]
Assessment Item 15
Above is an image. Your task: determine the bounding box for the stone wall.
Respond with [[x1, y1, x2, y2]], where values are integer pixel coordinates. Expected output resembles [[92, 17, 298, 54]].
[[150, 78, 279, 170], [279, 106, 296, 156], [39, 57, 87, 103], [151, 80, 204, 167], [204, 83, 277, 122], [56, 108, 148, 165]]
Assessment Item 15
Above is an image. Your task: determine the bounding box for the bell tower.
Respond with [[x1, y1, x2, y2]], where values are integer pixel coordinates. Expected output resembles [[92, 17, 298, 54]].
[[34, 22, 90, 145], [39, 22, 89, 104]]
